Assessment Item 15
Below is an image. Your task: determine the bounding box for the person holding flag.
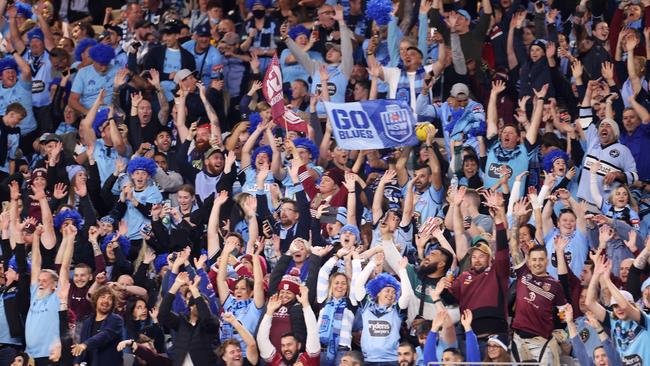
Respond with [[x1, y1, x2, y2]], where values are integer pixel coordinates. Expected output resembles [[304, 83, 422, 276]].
[[280, 4, 353, 118]]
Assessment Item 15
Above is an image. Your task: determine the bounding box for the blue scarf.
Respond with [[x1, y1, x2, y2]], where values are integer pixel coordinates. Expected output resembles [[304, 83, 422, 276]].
[[320, 297, 347, 364], [396, 66, 426, 106]]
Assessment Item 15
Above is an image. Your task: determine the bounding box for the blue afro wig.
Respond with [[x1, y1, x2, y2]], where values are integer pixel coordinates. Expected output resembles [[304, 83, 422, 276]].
[[252, 145, 273, 165], [127, 157, 158, 177], [53, 209, 84, 231], [365, 0, 393, 26], [0, 57, 18, 73], [101, 233, 131, 256], [7, 255, 30, 273], [74, 38, 98, 62], [154, 253, 169, 273], [89, 44, 115, 65], [247, 112, 263, 134], [293, 137, 319, 161], [543, 149, 570, 173], [92, 107, 110, 137], [15, 2, 33, 19], [246, 0, 272, 10], [288, 25, 310, 40], [365, 273, 401, 300]]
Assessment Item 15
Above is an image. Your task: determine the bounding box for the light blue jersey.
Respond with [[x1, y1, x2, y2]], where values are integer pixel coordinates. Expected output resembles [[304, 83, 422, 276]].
[[280, 48, 323, 85], [359, 303, 402, 363], [0, 79, 36, 135], [161, 48, 182, 101], [608, 310, 650, 365], [125, 185, 163, 240], [71, 63, 118, 109], [311, 65, 348, 117], [484, 137, 536, 196], [25, 284, 60, 358], [182, 40, 225, 86], [544, 227, 589, 279]]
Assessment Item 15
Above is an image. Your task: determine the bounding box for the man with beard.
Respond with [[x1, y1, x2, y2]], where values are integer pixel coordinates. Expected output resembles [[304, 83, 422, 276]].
[[71, 286, 124, 364], [381, 222, 457, 326], [398, 343, 417, 366], [258, 286, 320, 366], [446, 191, 510, 352]]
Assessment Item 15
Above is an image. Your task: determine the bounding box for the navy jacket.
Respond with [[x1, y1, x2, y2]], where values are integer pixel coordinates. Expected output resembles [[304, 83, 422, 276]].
[[75, 312, 124, 366]]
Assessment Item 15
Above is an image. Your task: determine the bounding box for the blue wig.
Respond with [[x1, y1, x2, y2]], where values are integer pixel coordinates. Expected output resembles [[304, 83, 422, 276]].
[[127, 157, 158, 177], [288, 25, 310, 40], [246, 0, 272, 10], [247, 112, 263, 134], [252, 145, 273, 165], [543, 149, 570, 173], [92, 107, 110, 137], [0, 57, 18, 73], [74, 38, 98, 62], [53, 209, 84, 230], [293, 137, 319, 161], [101, 233, 131, 256], [89, 44, 115, 65], [365, 0, 393, 26], [366, 273, 401, 300], [154, 253, 169, 273], [7, 255, 30, 273], [15, 2, 33, 19]]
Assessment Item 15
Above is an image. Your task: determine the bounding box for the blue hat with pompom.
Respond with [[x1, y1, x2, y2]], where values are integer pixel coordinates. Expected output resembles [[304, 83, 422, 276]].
[[53, 209, 84, 230], [74, 38, 98, 62], [365, 0, 393, 26], [365, 273, 401, 300], [127, 157, 158, 177], [101, 233, 131, 256], [293, 137, 319, 161]]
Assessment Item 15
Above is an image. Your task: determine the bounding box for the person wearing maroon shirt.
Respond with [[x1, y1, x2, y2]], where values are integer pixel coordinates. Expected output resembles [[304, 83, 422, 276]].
[[511, 239, 568, 365], [447, 190, 510, 351]]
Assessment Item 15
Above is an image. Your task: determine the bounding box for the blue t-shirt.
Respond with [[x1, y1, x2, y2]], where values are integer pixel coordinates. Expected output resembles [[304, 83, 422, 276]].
[[544, 228, 589, 279], [182, 40, 225, 86], [71, 64, 118, 109], [161, 48, 182, 101], [0, 79, 36, 134], [220, 295, 263, 355], [25, 284, 60, 358], [607, 310, 650, 365], [93, 139, 124, 186], [358, 303, 403, 362], [311, 64, 348, 117], [125, 185, 163, 240], [484, 137, 537, 196], [407, 184, 444, 225]]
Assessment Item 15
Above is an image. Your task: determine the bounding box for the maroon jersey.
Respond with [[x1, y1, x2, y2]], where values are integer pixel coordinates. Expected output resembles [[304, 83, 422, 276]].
[[511, 264, 567, 339], [266, 350, 319, 366], [270, 304, 293, 351]]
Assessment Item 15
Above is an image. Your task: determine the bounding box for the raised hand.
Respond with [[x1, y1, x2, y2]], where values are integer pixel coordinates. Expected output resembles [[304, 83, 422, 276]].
[[533, 84, 549, 99], [571, 60, 583, 80], [491, 79, 506, 95], [148, 69, 161, 90], [460, 309, 473, 331], [379, 169, 397, 185], [53, 183, 68, 200]]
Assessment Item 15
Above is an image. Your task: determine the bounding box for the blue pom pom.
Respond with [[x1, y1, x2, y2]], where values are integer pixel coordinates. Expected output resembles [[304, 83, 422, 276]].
[[292, 137, 319, 161], [127, 157, 158, 177], [365, 0, 394, 26], [288, 25, 310, 40], [101, 233, 131, 256], [74, 38, 98, 62], [252, 145, 273, 166], [248, 112, 263, 134], [88, 44, 115, 65], [53, 209, 84, 231], [365, 273, 401, 300], [92, 107, 110, 137]]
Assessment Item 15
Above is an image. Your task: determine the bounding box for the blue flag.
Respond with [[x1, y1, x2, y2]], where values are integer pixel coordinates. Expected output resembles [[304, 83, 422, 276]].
[[324, 100, 418, 150]]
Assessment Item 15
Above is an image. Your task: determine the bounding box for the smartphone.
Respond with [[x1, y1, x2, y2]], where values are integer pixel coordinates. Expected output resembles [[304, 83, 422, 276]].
[[142, 224, 153, 235], [132, 41, 142, 49], [262, 219, 272, 239]]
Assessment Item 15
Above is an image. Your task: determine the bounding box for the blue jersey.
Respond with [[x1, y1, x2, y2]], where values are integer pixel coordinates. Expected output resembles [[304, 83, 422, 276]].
[[220, 295, 262, 356], [311, 64, 348, 117], [25, 284, 60, 358], [358, 303, 402, 363], [544, 228, 589, 279], [484, 137, 537, 196], [182, 40, 225, 86], [124, 185, 163, 240], [280, 48, 323, 85], [607, 310, 650, 365], [0, 79, 36, 135], [161, 48, 182, 101], [71, 64, 117, 110]]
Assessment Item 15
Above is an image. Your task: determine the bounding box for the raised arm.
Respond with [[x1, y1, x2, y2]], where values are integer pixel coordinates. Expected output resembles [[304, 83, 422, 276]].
[[372, 170, 396, 224], [207, 191, 228, 258], [585, 254, 608, 322], [217, 240, 238, 305], [79, 89, 107, 152], [252, 247, 266, 308], [526, 84, 547, 145], [13, 48, 32, 81], [487, 80, 506, 139], [223, 313, 259, 365]]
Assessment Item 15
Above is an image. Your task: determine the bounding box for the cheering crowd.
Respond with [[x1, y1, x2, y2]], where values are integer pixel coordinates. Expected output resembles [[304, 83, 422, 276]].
[[1, 0, 650, 365]]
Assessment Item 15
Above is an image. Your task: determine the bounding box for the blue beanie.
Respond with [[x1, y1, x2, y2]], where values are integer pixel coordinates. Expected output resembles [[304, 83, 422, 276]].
[[127, 157, 158, 177], [288, 25, 310, 40], [88, 44, 115, 65], [252, 145, 273, 166], [92, 107, 110, 137], [74, 38, 98, 62], [340, 224, 360, 243], [154, 254, 169, 273], [365, 0, 393, 26], [0, 57, 18, 73], [247, 112, 263, 134], [543, 149, 570, 173], [293, 137, 319, 161], [53, 209, 84, 230], [366, 273, 401, 300], [15, 2, 33, 19], [27, 28, 44, 42], [7, 255, 30, 273], [99, 215, 115, 225], [66, 164, 85, 182], [101, 233, 131, 256]]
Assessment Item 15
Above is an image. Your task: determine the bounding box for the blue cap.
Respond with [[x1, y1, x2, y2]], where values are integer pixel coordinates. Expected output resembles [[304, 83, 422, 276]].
[[196, 22, 211, 37], [27, 28, 44, 42]]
